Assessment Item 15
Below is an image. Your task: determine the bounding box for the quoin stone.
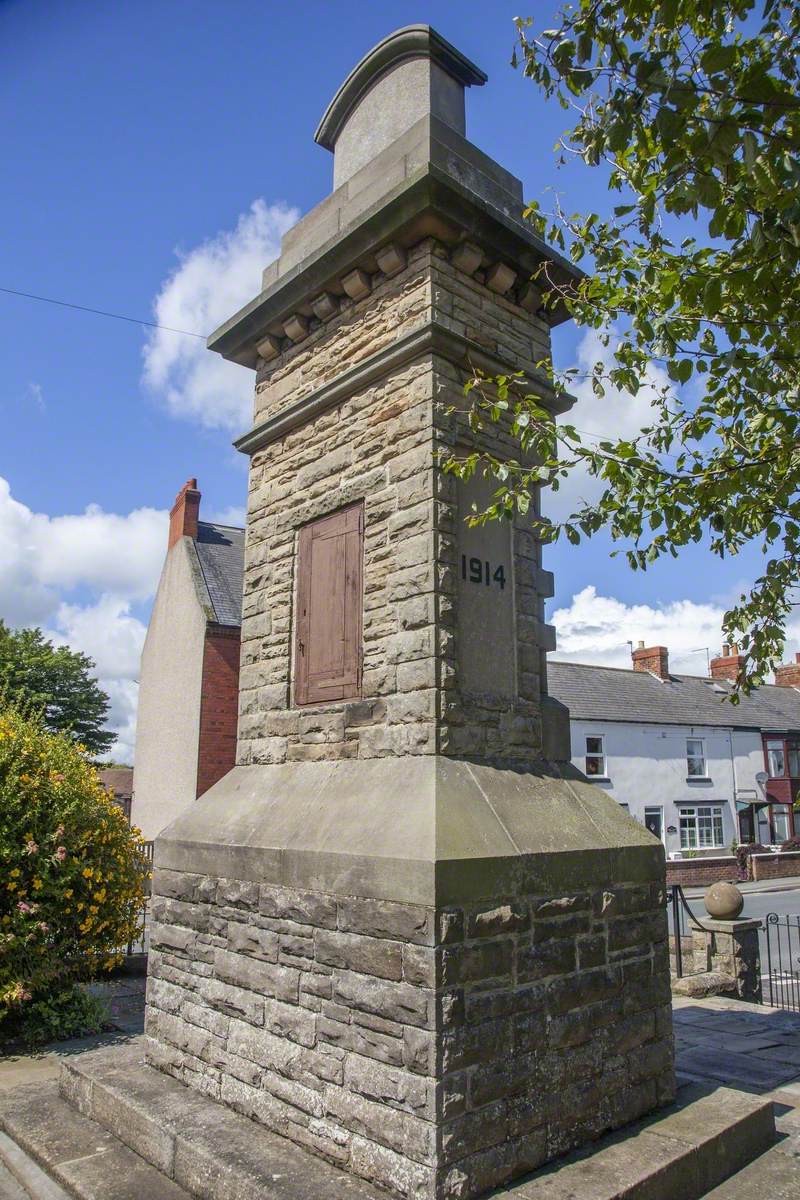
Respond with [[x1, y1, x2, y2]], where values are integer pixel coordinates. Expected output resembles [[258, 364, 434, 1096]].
[[141, 24, 674, 1200]]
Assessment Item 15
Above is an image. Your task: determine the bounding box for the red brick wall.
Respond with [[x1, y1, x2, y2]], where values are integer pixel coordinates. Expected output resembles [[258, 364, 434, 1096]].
[[196, 624, 240, 798], [666, 857, 738, 888], [751, 851, 800, 881]]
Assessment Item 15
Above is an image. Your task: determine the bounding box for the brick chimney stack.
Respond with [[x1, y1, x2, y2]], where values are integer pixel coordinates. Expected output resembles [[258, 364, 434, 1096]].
[[631, 641, 670, 680], [709, 643, 747, 682], [775, 652, 800, 688], [168, 478, 201, 549]]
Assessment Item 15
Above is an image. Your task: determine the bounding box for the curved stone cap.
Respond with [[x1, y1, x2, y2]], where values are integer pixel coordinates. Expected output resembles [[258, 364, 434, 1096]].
[[154, 757, 663, 906], [314, 24, 487, 152]]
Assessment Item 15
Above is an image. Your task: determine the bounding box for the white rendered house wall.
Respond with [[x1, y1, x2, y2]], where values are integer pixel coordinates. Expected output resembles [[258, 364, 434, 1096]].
[[567, 718, 768, 857]]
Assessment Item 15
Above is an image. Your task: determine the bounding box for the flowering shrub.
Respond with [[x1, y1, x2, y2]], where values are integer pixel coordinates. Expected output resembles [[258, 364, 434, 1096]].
[[735, 842, 769, 881], [0, 702, 148, 1027]]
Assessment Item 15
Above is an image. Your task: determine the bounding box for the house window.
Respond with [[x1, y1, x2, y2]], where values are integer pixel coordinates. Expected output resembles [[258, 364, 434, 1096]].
[[766, 738, 786, 778], [585, 735, 605, 776], [644, 806, 664, 841], [680, 805, 724, 849], [771, 805, 792, 844], [294, 502, 363, 706], [789, 741, 800, 777], [686, 738, 706, 777]]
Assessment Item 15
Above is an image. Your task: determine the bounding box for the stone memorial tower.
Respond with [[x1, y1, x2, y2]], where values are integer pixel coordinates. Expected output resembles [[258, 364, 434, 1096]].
[[145, 26, 674, 1200]]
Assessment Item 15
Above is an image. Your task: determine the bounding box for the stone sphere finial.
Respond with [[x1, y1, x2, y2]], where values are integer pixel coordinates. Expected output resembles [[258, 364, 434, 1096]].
[[704, 880, 744, 920]]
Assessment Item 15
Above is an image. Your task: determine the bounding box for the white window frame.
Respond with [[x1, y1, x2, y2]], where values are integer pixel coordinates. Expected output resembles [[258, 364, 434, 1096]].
[[686, 737, 707, 778], [644, 806, 664, 842], [679, 804, 725, 849], [585, 734, 606, 778], [766, 738, 786, 778]]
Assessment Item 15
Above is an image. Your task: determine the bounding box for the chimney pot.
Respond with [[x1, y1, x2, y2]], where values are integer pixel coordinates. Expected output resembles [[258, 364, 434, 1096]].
[[168, 478, 201, 550], [710, 643, 746, 682]]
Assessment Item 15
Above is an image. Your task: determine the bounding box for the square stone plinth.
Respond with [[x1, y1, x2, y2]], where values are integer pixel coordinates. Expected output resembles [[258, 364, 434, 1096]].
[[144, 758, 675, 1200]]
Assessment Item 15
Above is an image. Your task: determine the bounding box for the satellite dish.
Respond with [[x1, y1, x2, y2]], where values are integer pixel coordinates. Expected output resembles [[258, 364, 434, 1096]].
[[755, 771, 768, 785]]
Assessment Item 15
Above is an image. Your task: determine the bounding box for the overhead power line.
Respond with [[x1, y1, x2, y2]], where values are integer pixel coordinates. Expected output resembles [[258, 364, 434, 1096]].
[[0, 285, 206, 339]]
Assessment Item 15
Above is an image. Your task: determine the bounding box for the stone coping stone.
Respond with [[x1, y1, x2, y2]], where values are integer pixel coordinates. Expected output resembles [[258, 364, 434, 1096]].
[[0, 1081, 192, 1200], [48, 1041, 775, 1200], [57, 1040, 383, 1200]]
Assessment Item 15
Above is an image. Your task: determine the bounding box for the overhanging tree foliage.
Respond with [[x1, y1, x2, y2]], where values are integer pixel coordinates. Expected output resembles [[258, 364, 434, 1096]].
[[445, 0, 800, 689], [0, 622, 114, 756]]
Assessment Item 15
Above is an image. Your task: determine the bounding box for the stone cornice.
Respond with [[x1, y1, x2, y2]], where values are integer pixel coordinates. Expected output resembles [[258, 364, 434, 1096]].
[[208, 168, 583, 368], [314, 25, 487, 152], [233, 319, 574, 457]]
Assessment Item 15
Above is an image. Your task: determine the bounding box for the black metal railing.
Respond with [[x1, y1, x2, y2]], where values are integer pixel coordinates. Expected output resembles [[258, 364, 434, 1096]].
[[764, 912, 800, 1012], [667, 883, 712, 978]]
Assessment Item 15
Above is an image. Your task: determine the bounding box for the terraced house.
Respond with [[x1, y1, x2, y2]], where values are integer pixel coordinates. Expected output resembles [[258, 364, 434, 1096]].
[[549, 642, 800, 861]]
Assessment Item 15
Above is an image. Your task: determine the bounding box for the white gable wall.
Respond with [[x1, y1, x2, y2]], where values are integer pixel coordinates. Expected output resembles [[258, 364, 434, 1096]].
[[131, 538, 208, 841]]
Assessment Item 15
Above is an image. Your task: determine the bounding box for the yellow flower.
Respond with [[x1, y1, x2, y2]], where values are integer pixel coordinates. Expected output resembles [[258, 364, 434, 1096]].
[[82, 867, 93, 879], [32, 878, 42, 891], [64, 889, 73, 899], [7, 882, 16, 892], [10, 869, 20, 878]]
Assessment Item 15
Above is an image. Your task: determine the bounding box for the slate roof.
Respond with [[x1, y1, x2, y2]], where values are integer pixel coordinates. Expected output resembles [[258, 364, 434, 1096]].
[[97, 767, 133, 800], [547, 660, 800, 732], [194, 521, 245, 626]]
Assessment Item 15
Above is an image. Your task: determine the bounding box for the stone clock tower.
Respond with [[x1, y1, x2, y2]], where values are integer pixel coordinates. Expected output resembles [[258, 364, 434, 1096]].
[[145, 26, 673, 1200]]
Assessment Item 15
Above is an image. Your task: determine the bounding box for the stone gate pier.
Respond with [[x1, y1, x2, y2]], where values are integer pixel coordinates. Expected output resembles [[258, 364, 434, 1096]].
[[142, 25, 673, 1200]]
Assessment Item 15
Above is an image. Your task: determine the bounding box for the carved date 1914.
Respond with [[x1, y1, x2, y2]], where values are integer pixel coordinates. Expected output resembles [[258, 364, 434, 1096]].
[[461, 555, 506, 590]]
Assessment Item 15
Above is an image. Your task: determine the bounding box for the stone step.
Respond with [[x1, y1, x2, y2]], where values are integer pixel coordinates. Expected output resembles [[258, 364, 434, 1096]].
[[2, 1039, 777, 1200], [506, 1081, 776, 1200], [58, 1040, 385, 1199], [0, 1083, 191, 1200], [0, 1148, 33, 1200]]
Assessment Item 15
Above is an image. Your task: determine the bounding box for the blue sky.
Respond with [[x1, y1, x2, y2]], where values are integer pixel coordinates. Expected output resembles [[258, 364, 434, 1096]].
[[0, 1, 777, 757]]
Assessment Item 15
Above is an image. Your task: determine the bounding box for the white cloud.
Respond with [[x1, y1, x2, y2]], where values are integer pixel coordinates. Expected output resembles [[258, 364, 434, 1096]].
[[0, 476, 166, 760], [47, 597, 147, 764], [551, 585, 726, 675], [544, 327, 671, 521], [552, 584, 800, 676], [143, 199, 299, 433], [206, 504, 246, 528]]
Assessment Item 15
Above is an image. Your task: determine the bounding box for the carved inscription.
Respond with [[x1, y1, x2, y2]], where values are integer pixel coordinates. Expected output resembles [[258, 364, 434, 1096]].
[[456, 473, 516, 698]]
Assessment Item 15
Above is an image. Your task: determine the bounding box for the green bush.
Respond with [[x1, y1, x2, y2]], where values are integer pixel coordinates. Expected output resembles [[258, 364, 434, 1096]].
[[0, 701, 149, 1028], [9, 985, 110, 1048]]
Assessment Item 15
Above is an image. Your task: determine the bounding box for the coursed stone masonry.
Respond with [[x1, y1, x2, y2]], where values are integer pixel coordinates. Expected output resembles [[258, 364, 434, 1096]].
[[146, 865, 673, 1199], [142, 25, 675, 1200], [239, 237, 555, 767]]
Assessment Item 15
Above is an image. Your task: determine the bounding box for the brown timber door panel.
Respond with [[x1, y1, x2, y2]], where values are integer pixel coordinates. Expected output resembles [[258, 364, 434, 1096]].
[[295, 502, 363, 705]]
